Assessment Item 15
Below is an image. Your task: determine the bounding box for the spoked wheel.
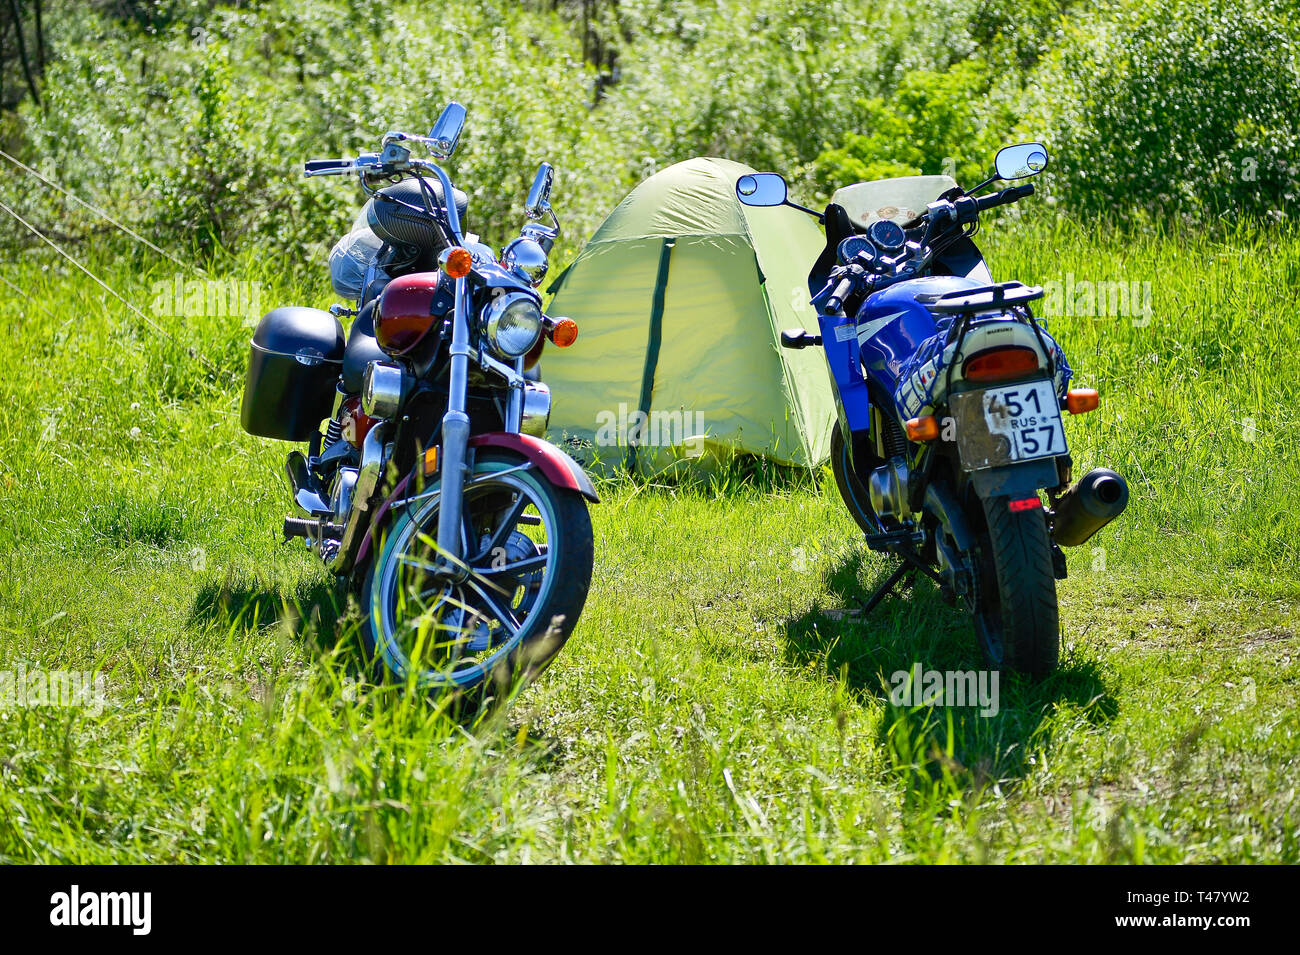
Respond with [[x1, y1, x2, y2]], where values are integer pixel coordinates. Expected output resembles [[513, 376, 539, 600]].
[[968, 493, 1060, 679], [362, 452, 593, 711]]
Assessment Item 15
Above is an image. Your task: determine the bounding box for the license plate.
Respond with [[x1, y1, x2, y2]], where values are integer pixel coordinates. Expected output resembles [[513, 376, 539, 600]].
[[949, 380, 1067, 470]]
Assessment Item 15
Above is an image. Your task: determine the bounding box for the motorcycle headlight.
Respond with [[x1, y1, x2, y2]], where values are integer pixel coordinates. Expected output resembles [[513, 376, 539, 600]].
[[483, 292, 543, 359]]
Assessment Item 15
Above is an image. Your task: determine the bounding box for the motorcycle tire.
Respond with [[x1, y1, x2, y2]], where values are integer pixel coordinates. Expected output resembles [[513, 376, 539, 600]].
[[971, 493, 1060, 678], [360, 450, 593, 713], [830, 424, 882, 536]]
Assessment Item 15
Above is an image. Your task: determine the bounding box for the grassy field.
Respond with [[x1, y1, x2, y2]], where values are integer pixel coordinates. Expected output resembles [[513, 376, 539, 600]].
[[1, 218, 1298, 862]]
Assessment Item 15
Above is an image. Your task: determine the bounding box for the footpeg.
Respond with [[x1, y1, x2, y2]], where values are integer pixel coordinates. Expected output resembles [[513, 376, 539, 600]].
[[862, 526, 924, 553], [282, 516, 342, 544]]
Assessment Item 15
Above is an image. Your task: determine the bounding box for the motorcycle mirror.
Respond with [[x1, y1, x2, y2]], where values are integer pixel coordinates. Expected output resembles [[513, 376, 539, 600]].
[[735, 173, 788, 207], [993, 142, 1049, 181], [525, 162, 554, 219], [428, 102, 467, 159]]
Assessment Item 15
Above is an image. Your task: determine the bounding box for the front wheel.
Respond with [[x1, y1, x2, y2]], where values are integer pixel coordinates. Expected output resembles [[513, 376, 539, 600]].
[[970, 493, 1059, 678], [362, 451, 594, 712], [830, 424, 882, 535]]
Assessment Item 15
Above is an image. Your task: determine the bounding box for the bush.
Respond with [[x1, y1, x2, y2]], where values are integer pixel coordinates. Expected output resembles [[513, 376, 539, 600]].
[[1031, 0, 1300, 223], [809, 59, 1011, 197], [4, 0, 1297, 266]]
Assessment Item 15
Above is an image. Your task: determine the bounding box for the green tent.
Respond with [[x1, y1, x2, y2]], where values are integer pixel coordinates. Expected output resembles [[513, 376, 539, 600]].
[[542, 157, 835, 473]]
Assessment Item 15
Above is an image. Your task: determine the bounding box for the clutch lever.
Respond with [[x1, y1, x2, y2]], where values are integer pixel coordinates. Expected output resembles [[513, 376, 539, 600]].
[[304, 158, 356, 177]]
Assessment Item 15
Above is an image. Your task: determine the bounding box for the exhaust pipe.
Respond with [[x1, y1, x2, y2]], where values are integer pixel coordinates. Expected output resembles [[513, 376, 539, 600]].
[[1052, 467, 1129, 547]]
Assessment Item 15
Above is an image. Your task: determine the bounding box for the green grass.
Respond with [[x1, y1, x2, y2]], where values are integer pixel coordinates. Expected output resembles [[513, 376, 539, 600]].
[[1, 219, 1298, 862]]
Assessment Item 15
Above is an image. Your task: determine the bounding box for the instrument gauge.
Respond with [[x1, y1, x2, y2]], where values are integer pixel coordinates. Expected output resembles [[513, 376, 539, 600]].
[[836, 235, 873, 265], [867, 219, 907, 253]]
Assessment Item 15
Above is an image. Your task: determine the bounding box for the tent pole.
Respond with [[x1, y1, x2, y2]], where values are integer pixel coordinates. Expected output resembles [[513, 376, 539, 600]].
[[629, 236, 675, 475]]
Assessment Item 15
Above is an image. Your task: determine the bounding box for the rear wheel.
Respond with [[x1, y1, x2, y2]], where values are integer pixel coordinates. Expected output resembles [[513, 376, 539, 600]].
[[361, 452, 593, 713], [970, 493, 1059, 678]]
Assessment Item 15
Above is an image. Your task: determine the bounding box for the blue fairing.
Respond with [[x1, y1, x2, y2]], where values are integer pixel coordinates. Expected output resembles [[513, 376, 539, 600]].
[[855, 276, 984, 392], [820, 273, 1072, 434], [817, 275, 983, 435]]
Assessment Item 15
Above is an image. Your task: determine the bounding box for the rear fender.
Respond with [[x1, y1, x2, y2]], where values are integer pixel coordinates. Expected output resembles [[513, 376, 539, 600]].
[[964, 458, 1060, 501]]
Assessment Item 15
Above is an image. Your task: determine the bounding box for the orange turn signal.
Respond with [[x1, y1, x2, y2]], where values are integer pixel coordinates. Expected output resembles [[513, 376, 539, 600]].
[[548, 317, 579, 348], [1065, 388, 1099, 415], [439, 246, 474, 279], [905, 415, 940, 442]]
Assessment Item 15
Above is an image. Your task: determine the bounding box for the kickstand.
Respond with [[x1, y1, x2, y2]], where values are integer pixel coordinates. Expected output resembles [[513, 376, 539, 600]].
[[858, 562, 914, 615], [858, 546, 946, 615]]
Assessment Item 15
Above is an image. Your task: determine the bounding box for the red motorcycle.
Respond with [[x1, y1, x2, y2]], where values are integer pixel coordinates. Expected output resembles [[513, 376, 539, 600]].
[[240, 103, 596, 709]]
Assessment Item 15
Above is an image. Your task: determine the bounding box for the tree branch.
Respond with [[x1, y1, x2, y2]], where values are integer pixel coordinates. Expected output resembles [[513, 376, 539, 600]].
[[5, 0, 40, 106]]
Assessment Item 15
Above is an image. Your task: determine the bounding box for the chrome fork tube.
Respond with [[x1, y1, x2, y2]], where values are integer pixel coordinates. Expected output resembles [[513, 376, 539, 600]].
[[435, 275, 472, 574], [504, 356, 524, 433]]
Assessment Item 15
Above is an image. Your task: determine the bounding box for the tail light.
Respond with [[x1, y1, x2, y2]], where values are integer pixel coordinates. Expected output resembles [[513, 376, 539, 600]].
[[962, 346, 1041, 383]]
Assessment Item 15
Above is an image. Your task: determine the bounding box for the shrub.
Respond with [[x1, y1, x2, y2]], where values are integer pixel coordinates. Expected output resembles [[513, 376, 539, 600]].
[[1031, 0, 1300, 223], [809, 59, 1011, 196]]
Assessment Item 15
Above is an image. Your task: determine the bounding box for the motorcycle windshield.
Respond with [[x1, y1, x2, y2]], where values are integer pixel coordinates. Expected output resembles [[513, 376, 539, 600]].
[[328, 206, 384, 300], [831, 174, 958, 229]]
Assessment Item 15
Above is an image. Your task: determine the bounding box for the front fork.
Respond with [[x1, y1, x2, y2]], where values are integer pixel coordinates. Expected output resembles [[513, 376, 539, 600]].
[[433, 276, 526, 577], [434, 275, 473, 577]]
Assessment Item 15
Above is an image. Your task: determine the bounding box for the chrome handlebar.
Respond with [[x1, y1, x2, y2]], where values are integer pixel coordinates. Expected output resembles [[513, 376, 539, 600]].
[[303, 147, 465, 247], [305, 128, 556, 256]]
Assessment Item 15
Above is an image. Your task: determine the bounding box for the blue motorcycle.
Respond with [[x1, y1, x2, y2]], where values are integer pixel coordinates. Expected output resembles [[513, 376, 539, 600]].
[[736, 144, 1128, 677]]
